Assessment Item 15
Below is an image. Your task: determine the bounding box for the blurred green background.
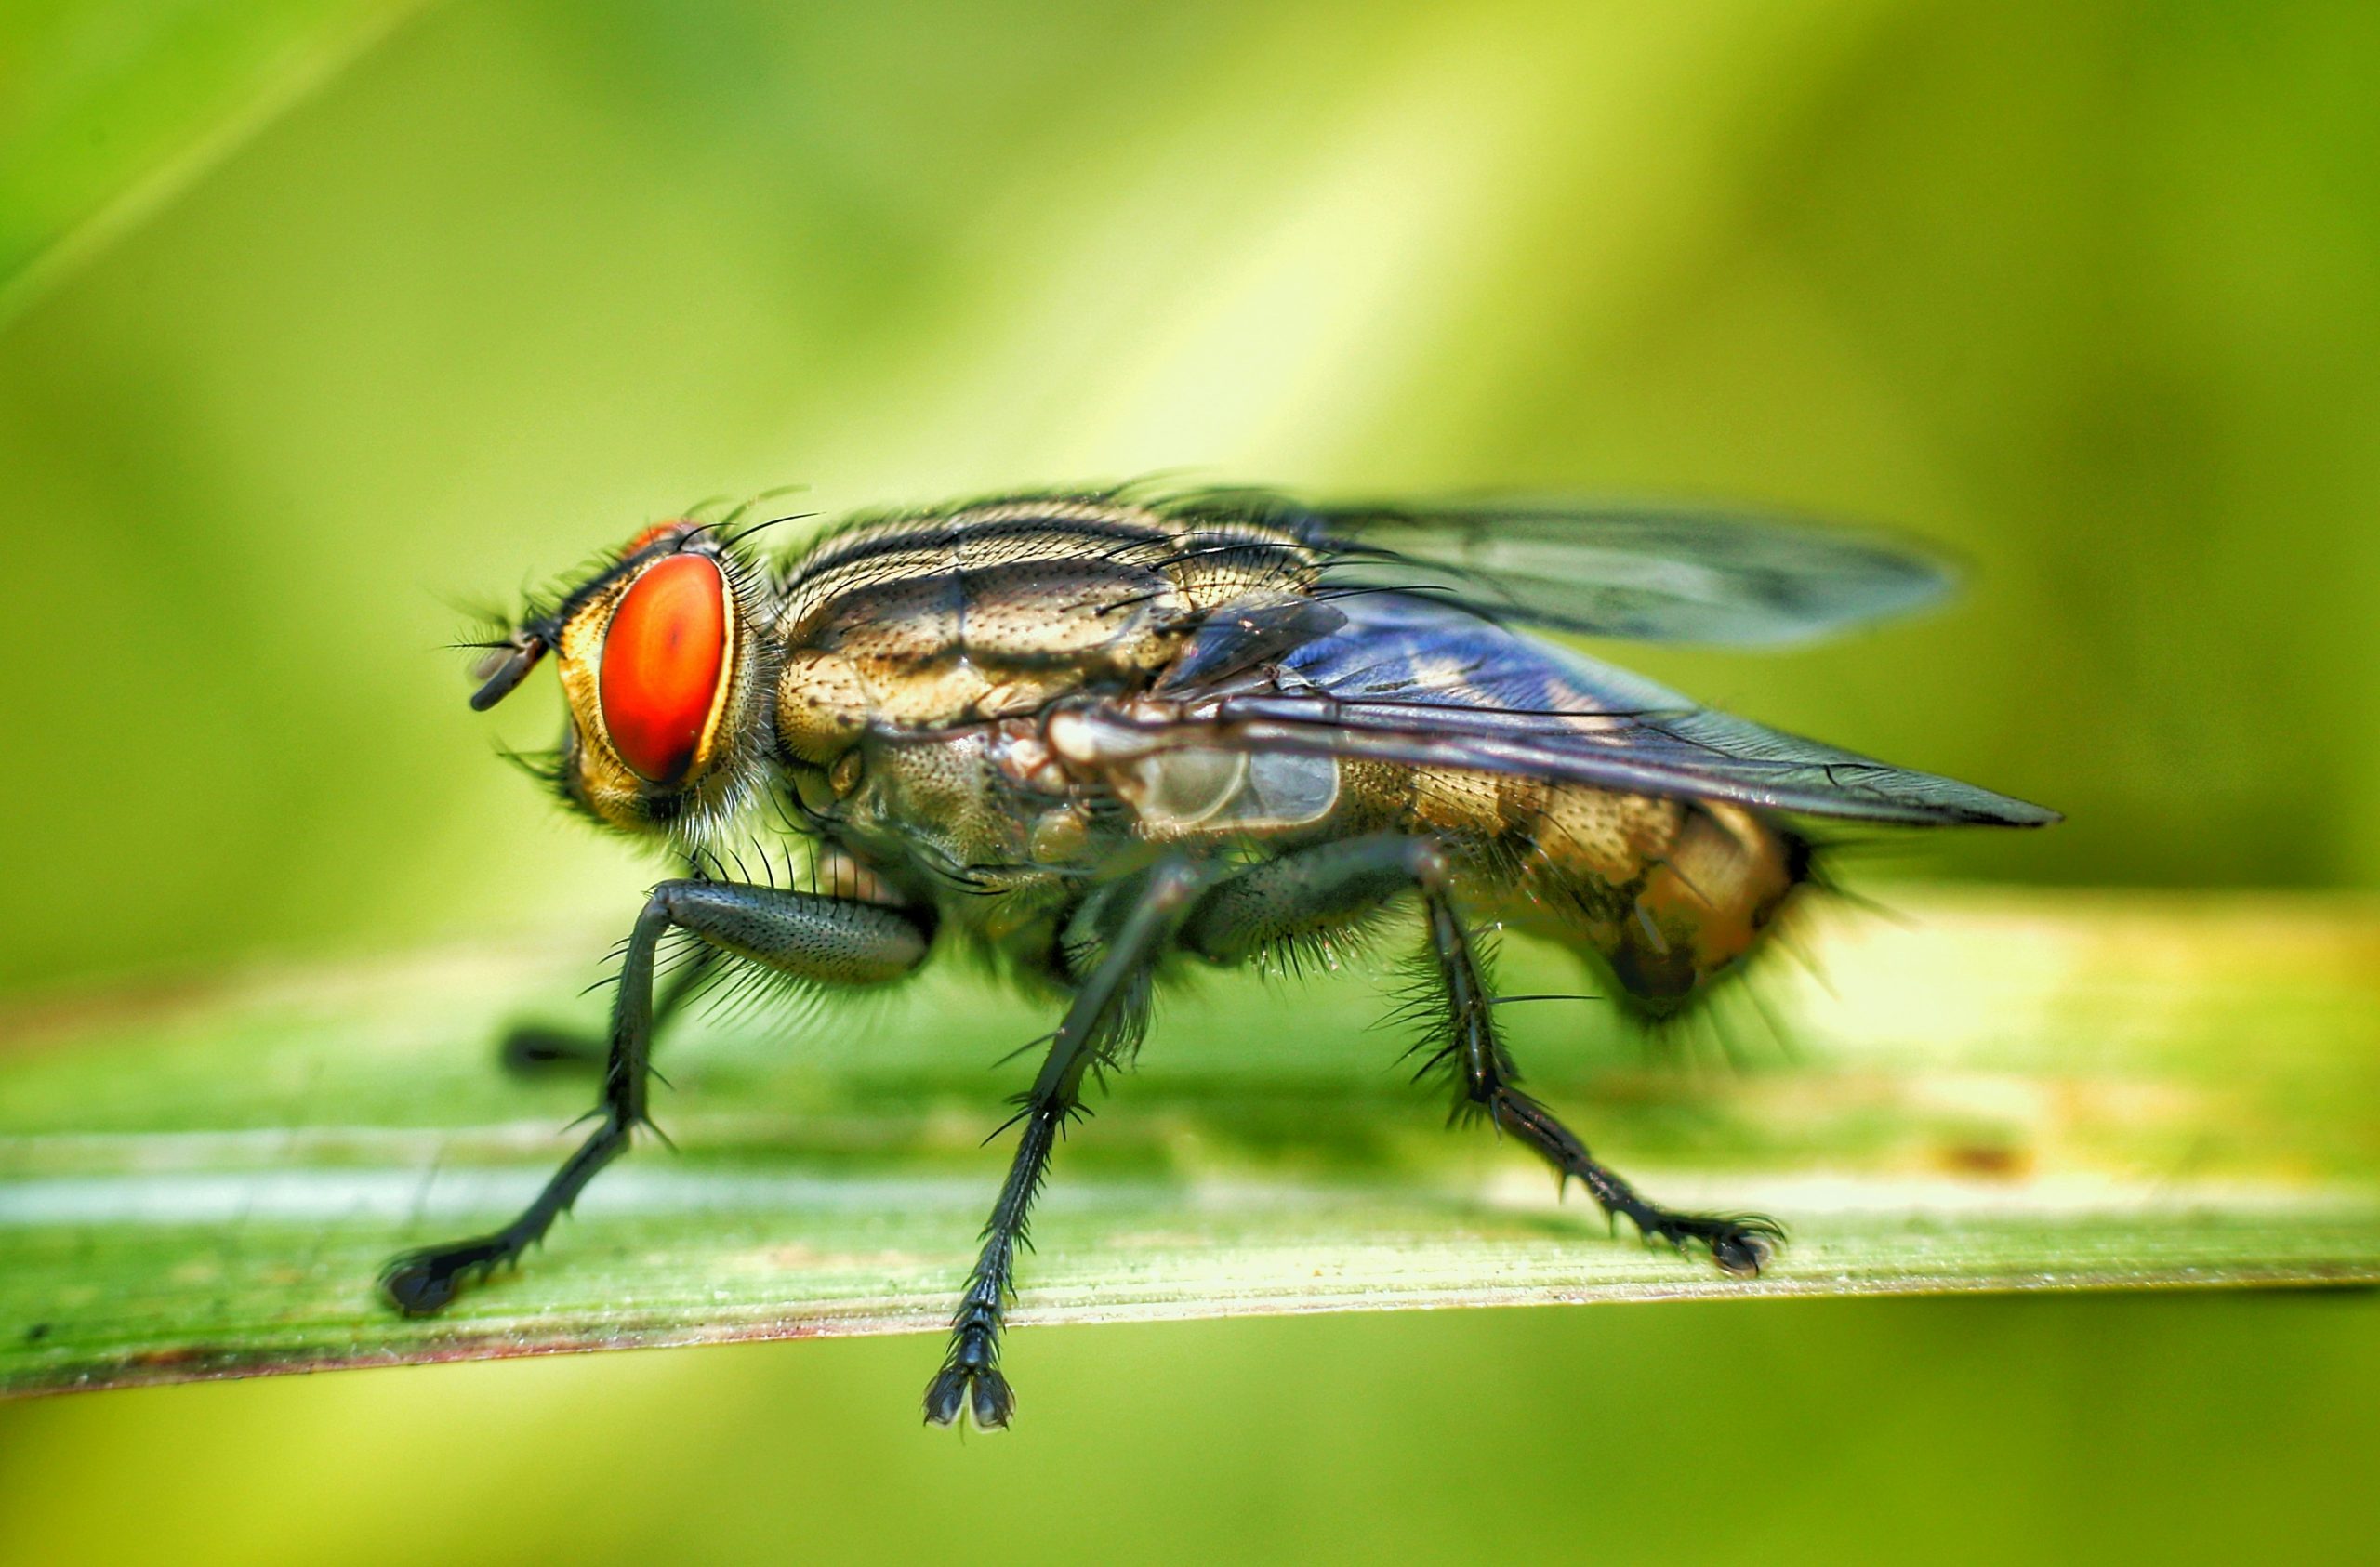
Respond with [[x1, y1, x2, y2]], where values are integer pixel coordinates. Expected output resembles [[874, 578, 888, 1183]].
[[3, 1, 2377, 1562]]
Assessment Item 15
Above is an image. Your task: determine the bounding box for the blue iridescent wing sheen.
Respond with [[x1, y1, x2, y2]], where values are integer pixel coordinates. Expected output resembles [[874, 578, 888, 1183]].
[[1165, 491, 1953, 646], [1180, 595, 2056, 828]]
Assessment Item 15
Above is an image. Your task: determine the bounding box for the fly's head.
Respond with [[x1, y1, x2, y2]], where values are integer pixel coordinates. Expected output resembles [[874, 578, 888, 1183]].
[[469, 521, 776, 841]]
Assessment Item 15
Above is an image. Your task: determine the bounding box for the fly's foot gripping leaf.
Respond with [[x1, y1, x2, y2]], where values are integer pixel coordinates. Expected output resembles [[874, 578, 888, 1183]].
[[1629, 1210, 1786, 1278], [378, 1235, 520, 1316]]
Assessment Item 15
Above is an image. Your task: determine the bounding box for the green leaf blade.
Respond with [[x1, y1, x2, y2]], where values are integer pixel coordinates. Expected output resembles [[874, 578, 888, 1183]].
[[6, 889, 2379, 1395]]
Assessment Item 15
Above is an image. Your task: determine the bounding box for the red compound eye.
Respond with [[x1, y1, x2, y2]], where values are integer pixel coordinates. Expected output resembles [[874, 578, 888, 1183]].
[[599, 554, 727, 784]]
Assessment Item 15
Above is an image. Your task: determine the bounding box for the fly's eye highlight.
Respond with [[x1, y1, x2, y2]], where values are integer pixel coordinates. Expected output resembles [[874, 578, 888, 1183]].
[[598, 553, 728, 784]]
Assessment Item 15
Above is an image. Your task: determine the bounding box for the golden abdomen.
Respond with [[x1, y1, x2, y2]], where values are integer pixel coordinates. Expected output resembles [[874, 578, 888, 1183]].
[[1341, 762, 1809, 1013]]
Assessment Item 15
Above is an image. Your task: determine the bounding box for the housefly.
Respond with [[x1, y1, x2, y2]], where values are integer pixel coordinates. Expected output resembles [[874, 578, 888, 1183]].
[[380, 486, 2056, 1428]]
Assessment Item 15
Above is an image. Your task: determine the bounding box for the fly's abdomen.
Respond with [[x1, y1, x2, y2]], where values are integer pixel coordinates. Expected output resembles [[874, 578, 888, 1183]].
[[1583, 797, 1809, 1012], [1357, 761, 1810, 1014]]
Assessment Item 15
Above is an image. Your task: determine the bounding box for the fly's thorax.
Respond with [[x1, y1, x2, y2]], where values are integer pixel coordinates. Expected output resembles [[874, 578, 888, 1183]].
[[788, 720, 1086, 901], [770, 500, 1320, 734], [772, 652, 1074, 865], [545, 528, 775, 838], [775, 649, 871, 771], [768, 500, 1330, 853]]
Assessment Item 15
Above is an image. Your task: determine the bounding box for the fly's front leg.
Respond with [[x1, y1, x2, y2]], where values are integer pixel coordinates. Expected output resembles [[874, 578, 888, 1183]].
[[380, 881, 931, 1315], [497, 853, 710, 1075], [1183, 833, 1780, 1275], [923, 856, 1210, 1430], [498, 953, 711, 1074]]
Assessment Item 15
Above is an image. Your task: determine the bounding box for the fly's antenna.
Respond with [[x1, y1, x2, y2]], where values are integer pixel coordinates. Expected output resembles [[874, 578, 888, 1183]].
[[465, 624, 556, 711]]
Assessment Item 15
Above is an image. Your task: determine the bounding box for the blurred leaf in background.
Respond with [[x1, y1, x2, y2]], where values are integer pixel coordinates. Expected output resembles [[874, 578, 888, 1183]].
[[0, 0, 426, 320]]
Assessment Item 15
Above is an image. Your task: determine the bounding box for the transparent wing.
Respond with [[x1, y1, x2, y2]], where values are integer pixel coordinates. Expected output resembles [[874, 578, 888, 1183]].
[[1128, 595, 2056, 828], [1298, 498, 1955, 646]]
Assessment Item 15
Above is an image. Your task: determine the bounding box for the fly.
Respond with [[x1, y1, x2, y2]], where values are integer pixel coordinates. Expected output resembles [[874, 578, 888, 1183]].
[[380, 486, 2058, 1429]]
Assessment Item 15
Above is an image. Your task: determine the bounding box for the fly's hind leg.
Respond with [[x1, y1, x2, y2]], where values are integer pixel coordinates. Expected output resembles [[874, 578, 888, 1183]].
[[380, 881, 931, 1315], [1182, 833, 1780, 1276], [1416, 878, 1780, 1273]]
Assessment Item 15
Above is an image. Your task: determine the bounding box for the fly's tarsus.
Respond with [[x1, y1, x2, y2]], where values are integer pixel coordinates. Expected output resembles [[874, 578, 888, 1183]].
[[924, 1353, 1014, 1430], [1656, 1212, 1787, 1277], [379, 1234, 522, 1316]]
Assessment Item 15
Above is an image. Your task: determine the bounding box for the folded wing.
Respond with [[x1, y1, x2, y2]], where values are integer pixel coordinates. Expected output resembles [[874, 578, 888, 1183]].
[[1130, 593, 2055, 828]]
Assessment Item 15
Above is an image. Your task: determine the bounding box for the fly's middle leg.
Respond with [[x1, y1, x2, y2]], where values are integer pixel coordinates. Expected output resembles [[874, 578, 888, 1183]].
[[378, 881, 931, 1315], [923, 856, 1211, 1431], [1182, 832, 1781, 1275], [1177, 832, 1446, 965]]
